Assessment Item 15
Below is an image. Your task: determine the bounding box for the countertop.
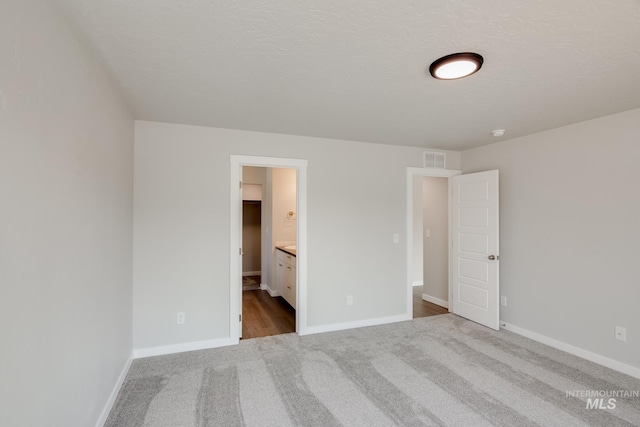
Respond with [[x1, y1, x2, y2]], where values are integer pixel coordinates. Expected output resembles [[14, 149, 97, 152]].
[[276, 246, 296, 257]]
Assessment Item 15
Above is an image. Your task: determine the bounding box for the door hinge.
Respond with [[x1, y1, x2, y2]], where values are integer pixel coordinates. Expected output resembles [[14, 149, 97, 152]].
[[239, 247, 242, 255], [239, 314, 242, 322], [239, 181, 242, 189]]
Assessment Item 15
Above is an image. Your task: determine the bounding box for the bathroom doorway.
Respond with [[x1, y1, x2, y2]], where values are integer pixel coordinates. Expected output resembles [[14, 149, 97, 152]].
[[230, 155, 308, 343], [241, 166, 297, 339]]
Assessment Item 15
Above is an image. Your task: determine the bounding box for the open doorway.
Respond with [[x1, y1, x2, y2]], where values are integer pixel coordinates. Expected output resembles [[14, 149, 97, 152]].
[[241, 182, 262, 291], [406, 167, 500, 330], [230, 155, 308, 344], [241, 166, 297, 339], [412, 175, 450, 318], [406, 167, 461, 319]]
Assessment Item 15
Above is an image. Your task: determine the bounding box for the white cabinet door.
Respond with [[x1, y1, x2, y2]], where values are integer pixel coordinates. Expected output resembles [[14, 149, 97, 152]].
[[275, 249, 296, 308], [451, 170, 499, 330], [275, 251, 285, 296], [284, 264, 296, 309]]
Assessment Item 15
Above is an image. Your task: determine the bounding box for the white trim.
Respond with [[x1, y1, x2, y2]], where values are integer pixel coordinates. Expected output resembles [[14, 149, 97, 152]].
[[412, 280, 423, 287], [421, 294, 449, 309], [231, 155, 309, 341], [133, 337, 235, 359], [500, 321, 640, 380], [405, 167, 461, 320], [261, 283, 281, 297], [95, 352, 133, 427], [242, 271, 261, 276], [302, 314, 411, 336], [407, 166, 461, 178]]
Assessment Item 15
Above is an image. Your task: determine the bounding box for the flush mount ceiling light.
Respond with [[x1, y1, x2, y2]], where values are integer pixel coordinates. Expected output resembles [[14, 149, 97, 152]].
[[429, 52, 484, 80]]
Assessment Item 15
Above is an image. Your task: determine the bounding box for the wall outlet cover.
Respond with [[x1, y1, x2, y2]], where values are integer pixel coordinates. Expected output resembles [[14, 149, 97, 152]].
[[615, 326, 627, 342]]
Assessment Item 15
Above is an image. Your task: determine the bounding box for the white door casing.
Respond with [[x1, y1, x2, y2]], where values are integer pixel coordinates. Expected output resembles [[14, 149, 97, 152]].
[[238, 177, 244, 337], [230, 155, 308, 343], [405, 167, 461, 318], [451, 170, 499, 330]]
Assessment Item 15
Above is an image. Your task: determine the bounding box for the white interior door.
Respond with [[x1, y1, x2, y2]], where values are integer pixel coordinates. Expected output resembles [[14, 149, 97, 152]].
[[451, 170, 499, 330]]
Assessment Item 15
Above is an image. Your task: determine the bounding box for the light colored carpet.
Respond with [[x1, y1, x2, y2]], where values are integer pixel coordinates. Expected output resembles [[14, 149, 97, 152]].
[[106, 314, 640, 426]]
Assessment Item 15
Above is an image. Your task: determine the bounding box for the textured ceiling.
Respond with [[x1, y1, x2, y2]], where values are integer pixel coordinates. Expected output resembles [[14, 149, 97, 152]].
[[56, 0, 640, 150]]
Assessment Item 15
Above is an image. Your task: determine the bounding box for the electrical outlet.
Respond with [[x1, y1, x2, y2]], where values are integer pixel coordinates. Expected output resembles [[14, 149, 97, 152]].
[[500, 296, 507, 307], [177, 312, 185, 325], [425, 229, 431, 238], [347, 295, 353, 306], [393, 233, 399, 243], [615, 326, 626, 342]]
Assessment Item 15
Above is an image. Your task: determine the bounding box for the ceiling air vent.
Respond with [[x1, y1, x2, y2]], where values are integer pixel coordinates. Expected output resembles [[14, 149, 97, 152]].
[[423, 151, 446, 169]]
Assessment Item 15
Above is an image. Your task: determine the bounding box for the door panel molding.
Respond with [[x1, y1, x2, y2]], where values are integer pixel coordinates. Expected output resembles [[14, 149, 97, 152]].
[[406, 167, 499, 330], [451, 170, 499, 330]]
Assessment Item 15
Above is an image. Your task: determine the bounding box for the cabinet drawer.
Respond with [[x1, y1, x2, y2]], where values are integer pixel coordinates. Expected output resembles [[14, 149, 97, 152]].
[[283, 264, 296, 309]]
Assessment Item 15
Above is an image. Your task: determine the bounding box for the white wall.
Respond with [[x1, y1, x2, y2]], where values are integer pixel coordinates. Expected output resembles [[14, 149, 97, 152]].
[[272, 167, 297, 245], [422, 177, 449, 302], [242, 165, 267, 186], [0, 1, 134, 426], [462, 108, 640, 371], [133, 121, 460, 349], [271, 167, 297, 291]]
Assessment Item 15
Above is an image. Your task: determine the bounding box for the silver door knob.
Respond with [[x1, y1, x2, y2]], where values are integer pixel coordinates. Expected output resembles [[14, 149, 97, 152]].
[[488, 255, 497, 260]]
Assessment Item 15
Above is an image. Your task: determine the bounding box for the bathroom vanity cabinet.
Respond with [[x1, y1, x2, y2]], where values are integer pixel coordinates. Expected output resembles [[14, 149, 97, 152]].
[[276, 248, 296, 309]]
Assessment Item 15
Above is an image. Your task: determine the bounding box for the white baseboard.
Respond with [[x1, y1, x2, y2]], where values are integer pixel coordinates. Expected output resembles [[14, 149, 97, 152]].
[[133, 337, 235, 359], [242, 271, 261, 276], [500, 321, 640, 380], [412, 281, 423, 287], [302, 313, 411, 336], [422, 294, 449, 309], [261, 283, 280, 297], [95, 352, 133, 427]]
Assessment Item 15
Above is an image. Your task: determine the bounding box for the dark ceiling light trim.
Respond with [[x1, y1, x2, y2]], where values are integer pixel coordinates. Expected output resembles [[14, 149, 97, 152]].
[[429, 52, 484, 80]]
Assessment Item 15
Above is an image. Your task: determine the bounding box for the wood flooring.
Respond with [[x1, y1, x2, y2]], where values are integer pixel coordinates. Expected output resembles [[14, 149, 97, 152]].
[[242, 285, 446, 340], [413, 285, 449, 318], [242, 289, 295, 339]]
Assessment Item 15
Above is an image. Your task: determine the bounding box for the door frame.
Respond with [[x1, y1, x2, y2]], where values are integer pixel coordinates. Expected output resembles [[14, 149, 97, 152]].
[[405, 167, 461, 318], [230, 155, 308, 343]]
